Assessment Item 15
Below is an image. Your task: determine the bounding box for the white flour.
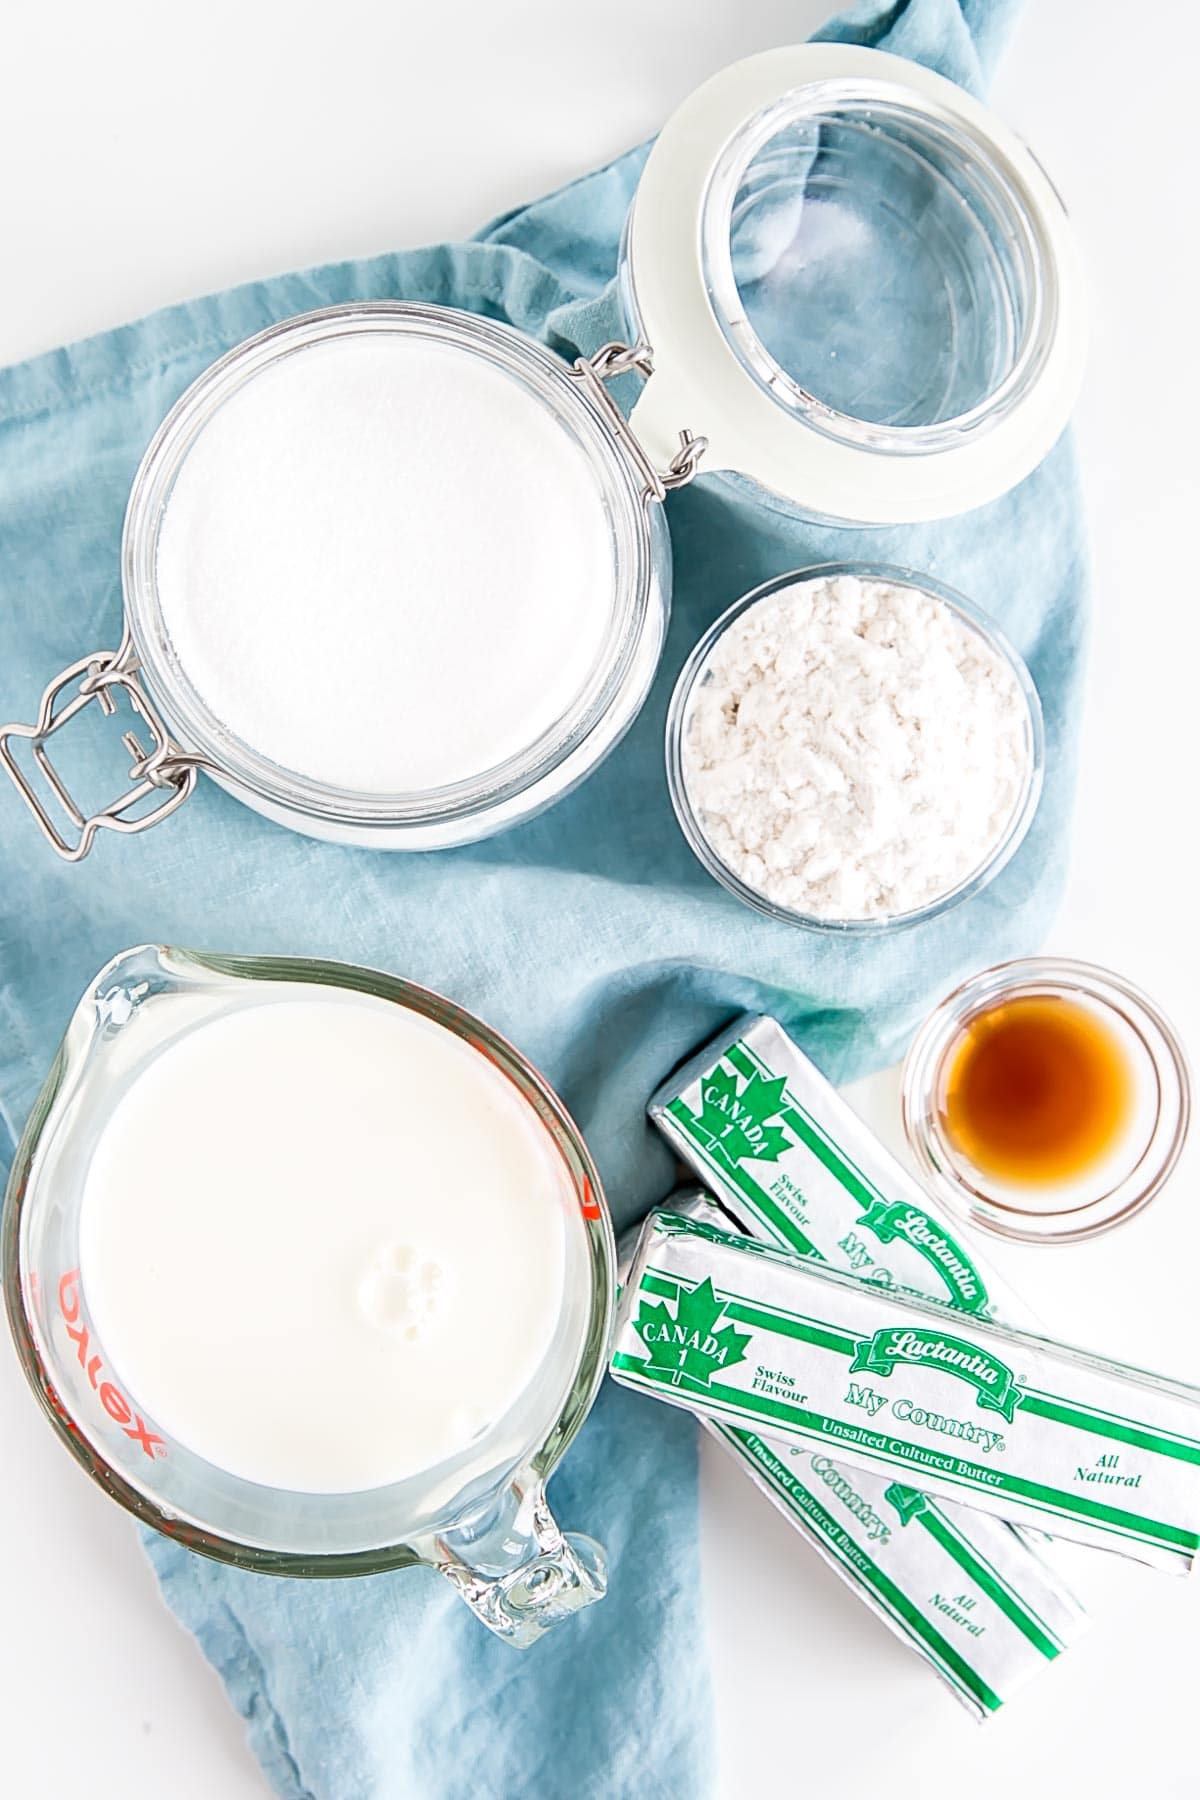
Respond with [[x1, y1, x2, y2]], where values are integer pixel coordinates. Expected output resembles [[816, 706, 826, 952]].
[[680, 573, 1031, 921], [155, 333, 615, 794]]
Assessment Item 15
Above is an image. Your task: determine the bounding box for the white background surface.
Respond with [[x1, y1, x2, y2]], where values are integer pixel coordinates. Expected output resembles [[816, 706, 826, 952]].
[[1, 2, 1197, 1795]]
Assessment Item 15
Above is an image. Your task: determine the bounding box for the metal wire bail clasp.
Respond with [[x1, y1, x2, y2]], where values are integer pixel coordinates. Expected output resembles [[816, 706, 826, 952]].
[[572, 341, 707, 502], [0, 631, 202, 862]]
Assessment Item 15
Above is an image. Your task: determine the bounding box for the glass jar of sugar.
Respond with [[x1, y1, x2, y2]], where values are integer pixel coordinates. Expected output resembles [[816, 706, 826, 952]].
[[1, 44, 1084, 861]]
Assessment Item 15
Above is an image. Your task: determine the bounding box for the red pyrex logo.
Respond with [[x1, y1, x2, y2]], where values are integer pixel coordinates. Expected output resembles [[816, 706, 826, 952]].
[[58, 1270, 165, 1459]]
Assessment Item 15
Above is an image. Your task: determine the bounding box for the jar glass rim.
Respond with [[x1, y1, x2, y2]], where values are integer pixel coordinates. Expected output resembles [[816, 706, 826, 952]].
[[121, 304, 656, 834], [900, 956, 1193, 1244], [664, 561, 1045, 934], [699, 78, 1056, 456]]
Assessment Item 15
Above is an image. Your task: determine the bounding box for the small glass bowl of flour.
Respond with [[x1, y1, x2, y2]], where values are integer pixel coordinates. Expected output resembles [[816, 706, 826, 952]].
[[667, 565, 1044, 931]]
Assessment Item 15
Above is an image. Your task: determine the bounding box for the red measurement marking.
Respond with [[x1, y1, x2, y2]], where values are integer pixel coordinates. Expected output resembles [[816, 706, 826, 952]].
[[580, 1176, 602, 1221], [44, 1379, 80, 1436], [57, 1270, 166, 1460]]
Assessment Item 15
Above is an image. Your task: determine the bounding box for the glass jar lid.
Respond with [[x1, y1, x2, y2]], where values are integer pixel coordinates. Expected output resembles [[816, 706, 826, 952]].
[[624, 44, 1086, 524]]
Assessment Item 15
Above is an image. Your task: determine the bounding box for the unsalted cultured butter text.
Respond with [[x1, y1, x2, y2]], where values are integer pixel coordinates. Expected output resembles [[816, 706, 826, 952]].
[[611, 1212, 1200, 1571], [632, 1184, 1090, 1720], [710, 1415, 1086, 1717]]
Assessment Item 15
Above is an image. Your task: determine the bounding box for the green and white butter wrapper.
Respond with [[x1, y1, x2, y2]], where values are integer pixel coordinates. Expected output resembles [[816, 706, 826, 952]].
[[648, 1013, 1025, 1321], [650, 1011, 1050, 1556], [620, 1194, 1088, 1721], [613, 1210, 1200, 1571]]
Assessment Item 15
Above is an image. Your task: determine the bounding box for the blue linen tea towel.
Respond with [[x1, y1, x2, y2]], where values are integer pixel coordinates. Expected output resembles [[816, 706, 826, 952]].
[[0, 1, 1087, 1795]]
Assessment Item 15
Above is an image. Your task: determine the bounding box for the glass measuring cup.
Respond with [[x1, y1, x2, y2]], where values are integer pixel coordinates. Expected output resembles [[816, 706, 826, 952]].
[[2, 945, 615, 1646]]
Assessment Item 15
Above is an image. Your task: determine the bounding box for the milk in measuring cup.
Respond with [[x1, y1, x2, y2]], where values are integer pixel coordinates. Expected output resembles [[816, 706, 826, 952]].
[[77, 988, 577, 1493]]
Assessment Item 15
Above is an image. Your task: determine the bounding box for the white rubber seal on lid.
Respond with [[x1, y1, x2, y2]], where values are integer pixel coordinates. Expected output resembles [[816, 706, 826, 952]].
[[626, 45, 1086, 524]]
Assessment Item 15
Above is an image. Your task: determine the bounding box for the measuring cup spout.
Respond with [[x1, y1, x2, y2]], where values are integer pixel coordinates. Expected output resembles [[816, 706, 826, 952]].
[[429, 1473, 607, 1648]]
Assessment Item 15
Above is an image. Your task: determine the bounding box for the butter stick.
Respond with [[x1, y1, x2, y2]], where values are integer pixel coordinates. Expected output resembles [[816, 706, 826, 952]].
[[648, 1013, 1023, 1321], [649, 1013, 1054, 1552], [612, 1211, 1200, 1571], [619, 1194, 1088, 1720]]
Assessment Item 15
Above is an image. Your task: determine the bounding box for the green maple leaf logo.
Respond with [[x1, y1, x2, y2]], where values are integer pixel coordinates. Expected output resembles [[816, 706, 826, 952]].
[[635, 1277, 752, 1389], [692, 1063, 792, 1169]]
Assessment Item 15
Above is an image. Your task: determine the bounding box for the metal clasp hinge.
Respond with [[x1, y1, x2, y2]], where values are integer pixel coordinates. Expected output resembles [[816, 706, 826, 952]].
[[571, 342, 707, 502], [0, 634, 203, 862]]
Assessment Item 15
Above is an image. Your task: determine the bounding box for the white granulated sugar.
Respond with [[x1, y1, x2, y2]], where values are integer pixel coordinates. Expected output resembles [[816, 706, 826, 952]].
[[681, 573, 1031, 921], [156, 334, 615, 793]]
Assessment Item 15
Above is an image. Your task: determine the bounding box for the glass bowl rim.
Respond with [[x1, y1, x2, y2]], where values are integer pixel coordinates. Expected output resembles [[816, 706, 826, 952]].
[[900, 954, 1193, 1244], [664, 560, 1046, 934]]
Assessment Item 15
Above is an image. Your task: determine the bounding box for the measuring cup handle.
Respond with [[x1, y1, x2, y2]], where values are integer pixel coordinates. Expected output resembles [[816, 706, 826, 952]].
[[430, 1475, 607, 1649]]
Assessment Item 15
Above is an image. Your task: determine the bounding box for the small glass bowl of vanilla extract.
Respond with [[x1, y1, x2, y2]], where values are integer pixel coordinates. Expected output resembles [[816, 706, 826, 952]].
[[901, 958, 1192, 1244]]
